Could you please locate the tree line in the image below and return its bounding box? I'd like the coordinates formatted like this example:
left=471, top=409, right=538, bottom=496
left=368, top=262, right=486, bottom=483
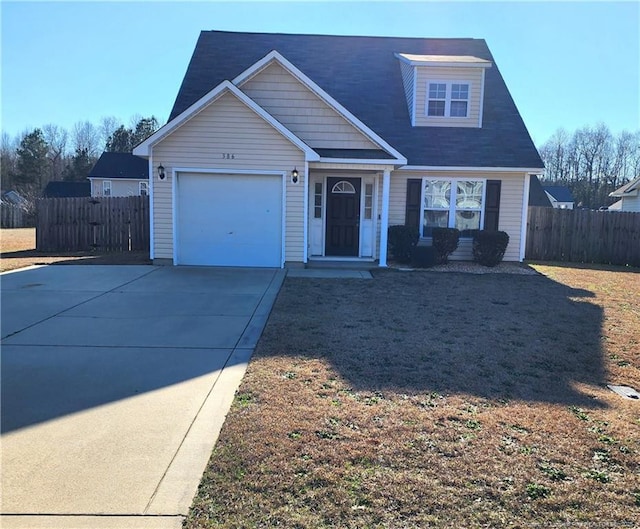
left=2, top=118, right=638, bottom=211
left=538, top=124, right=640, bottom=209
left=1, top=116, right=158, bottom=199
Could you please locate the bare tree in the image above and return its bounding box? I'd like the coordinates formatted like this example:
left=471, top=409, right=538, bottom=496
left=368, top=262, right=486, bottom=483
left=71, top=121, right=101, bottom=158
left=539, top=124, right=640, bottom=208
left=42, top=124, right=69, bottom=181
left=1, top=132, right=19, bottom=189
left=99, top=116, right=122, bottom=150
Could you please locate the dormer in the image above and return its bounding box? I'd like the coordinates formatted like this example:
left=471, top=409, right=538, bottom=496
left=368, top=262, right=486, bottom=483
left=396, top=53, right=492, bottom=128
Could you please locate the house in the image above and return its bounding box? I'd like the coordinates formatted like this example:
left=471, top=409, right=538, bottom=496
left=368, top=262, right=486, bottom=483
left=543, top=185, right=574, bottom=209
left=609, top=176, right=640, bottom=212
left=528, top=175, right=553, bottom=207
left=88, top=152, right=149, bottom=197
left=1, top=190, right=29, bottom=209
left=133, top=30, right=544, bottom=268
left=43, top=181, right=91, bottom=198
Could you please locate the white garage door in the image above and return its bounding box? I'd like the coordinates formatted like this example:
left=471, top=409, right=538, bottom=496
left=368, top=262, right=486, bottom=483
left=176, top=172, right=283, bottom=267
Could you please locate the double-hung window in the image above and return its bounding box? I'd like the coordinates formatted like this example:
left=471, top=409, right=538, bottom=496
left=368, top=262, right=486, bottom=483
left=426, top=82, right=470, bottom=118
left=422, top=179, right=484, bottom=237
left=139, top=181, right=149, bottom=196
left=103, top=180, right=112, bottom=197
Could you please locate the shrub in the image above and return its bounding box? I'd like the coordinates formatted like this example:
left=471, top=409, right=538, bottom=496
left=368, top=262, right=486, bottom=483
left=432, top=227, right=460, bottom=264
left=410, top=245, right=437, bottom=268
left=388, top=225, right=419, bottom=263
left=472, top=230, right=510, bottom=267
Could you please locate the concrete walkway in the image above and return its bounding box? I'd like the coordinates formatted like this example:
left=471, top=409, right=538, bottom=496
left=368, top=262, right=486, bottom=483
left=1, top=265, right=285, bottom=529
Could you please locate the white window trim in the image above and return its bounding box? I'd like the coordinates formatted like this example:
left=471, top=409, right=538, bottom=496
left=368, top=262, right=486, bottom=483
left=139, top=181, right=149, bottom=196
left=420, top=177, right=487, bottom=237
left=102, top=180, right=112, bottom=196
left=425, top=81, right=472, bottom=118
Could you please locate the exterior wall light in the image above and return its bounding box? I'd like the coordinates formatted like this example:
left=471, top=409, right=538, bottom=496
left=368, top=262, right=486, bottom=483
left=158, top=164, right=166, bottom=180
left=291, top=167, right=299, bottom=184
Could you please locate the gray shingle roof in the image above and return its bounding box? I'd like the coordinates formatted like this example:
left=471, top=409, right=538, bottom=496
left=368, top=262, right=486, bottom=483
left=43, top=181, right=91, bottom=198
left=543, top=186, right=574, bottom=203
left=528, top=175, right=553, bottom=207
left=88, top=152, right=149, bottom=179
left=170, top=30, right=544, bottom=169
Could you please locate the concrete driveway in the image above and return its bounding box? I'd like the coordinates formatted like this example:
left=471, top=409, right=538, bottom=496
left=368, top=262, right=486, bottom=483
left=1, top=265, right=285, bottom=529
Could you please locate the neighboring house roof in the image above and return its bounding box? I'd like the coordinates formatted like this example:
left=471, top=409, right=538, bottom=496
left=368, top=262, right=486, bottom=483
left=543, top=186, right=574, bottom=203
left=609, top=175, right=640, bottom=197
left=528, top=175, right=553, bottom=207
left=43, top=181, right=91, bottom=198
left=168, top=30, right=544, bottom=169
left=608, top=199, right=623, bottom=210
left=0, top=190, right=28, bottom=208
left=88, top=152, right=149, bottom=179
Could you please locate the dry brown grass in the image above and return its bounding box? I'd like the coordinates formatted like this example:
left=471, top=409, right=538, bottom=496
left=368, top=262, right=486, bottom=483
left=186, top=265, right=640, bottom=528
left=0, top=228, right=150, bottom=272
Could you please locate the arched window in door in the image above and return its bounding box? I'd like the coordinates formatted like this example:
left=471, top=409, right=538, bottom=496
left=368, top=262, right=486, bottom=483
left=331, top=180, right=356, bottom=194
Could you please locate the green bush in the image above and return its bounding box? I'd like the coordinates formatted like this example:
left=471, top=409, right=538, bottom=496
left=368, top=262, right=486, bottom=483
left=472, top=230, right=510, bottom=267
left=388, top=225, right=419, bottom=263
left=432, top=227, right=460, bottom=264
left=410, top=245, right=437, bottom=268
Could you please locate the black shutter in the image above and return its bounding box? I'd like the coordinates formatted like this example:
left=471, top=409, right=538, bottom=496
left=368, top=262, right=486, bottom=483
left=484, top=180, right=501, bottom=231
left=405, top=179, right=422, bottom=230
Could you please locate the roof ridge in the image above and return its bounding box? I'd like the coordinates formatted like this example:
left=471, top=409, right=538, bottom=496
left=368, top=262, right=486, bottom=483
left=200, top=29, right=483, bottom=42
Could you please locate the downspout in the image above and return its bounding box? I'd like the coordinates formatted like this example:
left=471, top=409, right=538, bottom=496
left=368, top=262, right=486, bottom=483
left=379, top=168, right=391, bottom=267
left=148, top=156, right=154, bottom=260
left=303, top=160, right=309, bottom=264
left=519, top=173, right=532, bottom=262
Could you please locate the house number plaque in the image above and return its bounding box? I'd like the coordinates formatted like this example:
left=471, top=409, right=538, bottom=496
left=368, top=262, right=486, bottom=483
left=222, top=153, right=235, bottom=159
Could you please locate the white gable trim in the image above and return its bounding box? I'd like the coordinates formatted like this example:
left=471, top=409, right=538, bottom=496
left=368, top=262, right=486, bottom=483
left=233, top=50, right=407, bottom=165
left=133, top=80, right=319, bottom=161
left=401, top=165, right=544, bottom=174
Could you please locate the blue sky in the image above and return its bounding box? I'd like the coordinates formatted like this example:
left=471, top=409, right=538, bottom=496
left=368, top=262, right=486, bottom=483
left=1, top=1, right=639, bottom=146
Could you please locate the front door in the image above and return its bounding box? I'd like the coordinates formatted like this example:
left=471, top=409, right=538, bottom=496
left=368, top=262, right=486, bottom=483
left=325, top=177, right=361, bottom=256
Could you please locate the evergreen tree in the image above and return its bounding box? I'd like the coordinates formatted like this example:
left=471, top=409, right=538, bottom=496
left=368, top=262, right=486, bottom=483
left=62, top=148, right=94, bottom=181
left=106, top=125, right=135, bottom=152
left=15, top=129, right=49, bottom=191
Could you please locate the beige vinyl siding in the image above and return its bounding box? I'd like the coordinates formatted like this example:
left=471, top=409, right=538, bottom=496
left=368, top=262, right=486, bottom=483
left=152, top=91, right=306, bottom=263
left=90, top=178, right=146, bottom=197
left=240, top=62, right=378, bottom=150
left=398, top=61, right=415, bottom=123
left=389, top=170, right=526, bottom=262
left=414, top=67, right=484, bottom=128
left=621, top=196, right=640, bottom=212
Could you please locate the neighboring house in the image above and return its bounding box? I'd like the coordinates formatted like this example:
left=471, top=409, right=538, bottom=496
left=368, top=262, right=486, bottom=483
left=1, top=190, right=29, bottom=209
left=88, top=152, right=149, bottom=197
left=607, top=200, right=623, bottom=211
left=43, top=181, right=91, bottom=198
left=528, top=175, right=553, bottom=207
left=133, top=30, right=544, bottom=268
left=543, top=186, right=574, bottom=209
left=609, top=176, right=640, bottom=212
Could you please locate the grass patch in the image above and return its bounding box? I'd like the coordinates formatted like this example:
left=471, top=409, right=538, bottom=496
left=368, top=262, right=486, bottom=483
left=0, top=227, right=150, bottom=272
left=186, top=265, right=639, bottom=528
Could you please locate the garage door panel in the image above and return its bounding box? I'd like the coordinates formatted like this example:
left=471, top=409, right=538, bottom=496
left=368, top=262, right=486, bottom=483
left=177, top=173, right=282, bottom=267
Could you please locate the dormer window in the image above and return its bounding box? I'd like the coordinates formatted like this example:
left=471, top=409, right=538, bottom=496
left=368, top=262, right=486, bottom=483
left=427, top=82, right=470, bottom=118
left=395, top=53, right=491, bottom=128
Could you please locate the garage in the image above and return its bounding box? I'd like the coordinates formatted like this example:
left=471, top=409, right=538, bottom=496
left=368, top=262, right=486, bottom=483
left=176, top=172, right=283, bottom=267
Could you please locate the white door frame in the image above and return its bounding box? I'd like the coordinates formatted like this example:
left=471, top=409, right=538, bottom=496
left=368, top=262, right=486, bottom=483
left=308, top=173, right=377, bottom=259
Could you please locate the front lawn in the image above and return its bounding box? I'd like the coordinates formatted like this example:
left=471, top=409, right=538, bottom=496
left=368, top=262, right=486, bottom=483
left=186, top=264, right=639, bottom=528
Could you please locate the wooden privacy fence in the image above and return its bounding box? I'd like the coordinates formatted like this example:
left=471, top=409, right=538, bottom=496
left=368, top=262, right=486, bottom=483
left=36, top=196, right=149, bottom=252
left=1, top=204, right=27, bottom=228
left=526, top=206, right=640, bottom=267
